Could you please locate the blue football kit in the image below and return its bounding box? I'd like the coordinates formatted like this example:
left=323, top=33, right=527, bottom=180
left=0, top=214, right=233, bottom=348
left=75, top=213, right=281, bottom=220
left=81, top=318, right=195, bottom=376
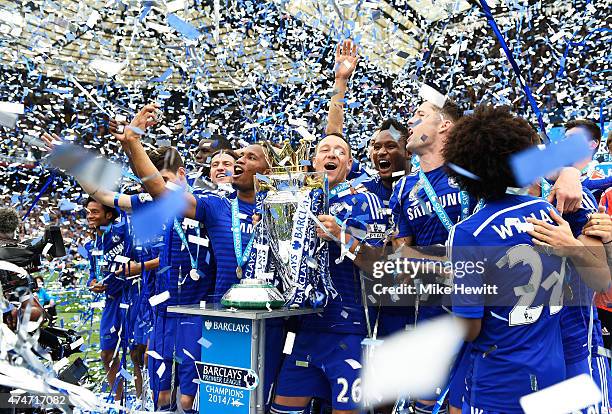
left=275, top=183, right=387, bottom=411
left=389, top=167, right=478, bottom=327
left=449, top=194, right=572, bottom=413
left=559, top=188, right=611, bottom=413
left=128, top=240, right=159, bottom=348
left=194, top=191, right=255, bottom=303
left=357, top=173, right=393, bottom=205
left=86, top=216, right=136, bottom=352
left=130, top=191, right=215, bottom=400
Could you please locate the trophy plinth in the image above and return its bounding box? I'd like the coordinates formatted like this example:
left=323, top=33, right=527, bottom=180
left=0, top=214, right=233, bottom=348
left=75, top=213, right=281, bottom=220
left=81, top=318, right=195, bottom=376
left=220, top=279, right=285, bottom=309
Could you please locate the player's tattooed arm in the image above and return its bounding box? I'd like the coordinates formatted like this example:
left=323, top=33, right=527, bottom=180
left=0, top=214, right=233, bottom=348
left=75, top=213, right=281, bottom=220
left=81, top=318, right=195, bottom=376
left=527, top=209, right=611, bottom=292
left=390, top=236, right=453, bottom=283
left=119, top=104, right=199, bottom=219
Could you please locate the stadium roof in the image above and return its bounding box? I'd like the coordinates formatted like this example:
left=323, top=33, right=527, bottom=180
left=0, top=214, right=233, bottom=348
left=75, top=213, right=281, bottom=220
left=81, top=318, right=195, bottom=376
left=0, top=0, right=472, bottom=90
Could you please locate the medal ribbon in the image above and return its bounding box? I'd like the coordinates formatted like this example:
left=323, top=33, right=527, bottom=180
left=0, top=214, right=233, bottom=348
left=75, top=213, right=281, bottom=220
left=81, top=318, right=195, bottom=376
left=171, top=184, right=200, bottom=272
left=172, top=219, right=198, bottom=271
left=418, top=171, right=472, bottom=232
left=231, top=197, right=255, bottom=273
left=540, top=178, right=553, bottom=199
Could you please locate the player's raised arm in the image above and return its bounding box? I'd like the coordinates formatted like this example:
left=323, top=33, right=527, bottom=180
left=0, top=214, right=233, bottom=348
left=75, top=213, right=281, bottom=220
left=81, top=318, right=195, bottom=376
left=41, top=132, right=133, bottom=211
left=117, top=104, right=199, bottom=219
left=325, top=39, right=358, bottom=137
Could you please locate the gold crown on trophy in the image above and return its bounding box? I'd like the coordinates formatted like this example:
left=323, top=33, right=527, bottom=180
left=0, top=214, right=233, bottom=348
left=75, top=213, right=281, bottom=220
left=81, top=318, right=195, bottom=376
left=261, top=139, right=312, bottom=173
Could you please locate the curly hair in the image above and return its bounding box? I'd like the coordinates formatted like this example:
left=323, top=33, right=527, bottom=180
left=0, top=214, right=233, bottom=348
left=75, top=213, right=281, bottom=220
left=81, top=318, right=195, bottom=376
left=0, top=207, right=19, bottom=235
left=442, top=105, right=538, bottom=200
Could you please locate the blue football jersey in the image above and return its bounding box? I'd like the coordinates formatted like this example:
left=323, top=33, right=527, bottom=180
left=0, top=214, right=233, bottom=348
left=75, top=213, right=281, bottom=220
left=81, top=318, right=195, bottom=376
left=560, top=188, right=601, bottom=364
left=390, top=167, right=478, bottom=245
left=131, top=192, right=215, bottom=311
left=300, top=184, right=388, bottom=335
left=356, top=174, right=393, bottom=205
left=194, top=191, right=255, bottom=303
left=347, top=160, right=365, bottom=181
left=86, top=217, right=135, bottom=298
left=390, top=167, right=478, bottom=321
left=449, top=194, right=570, bottom=412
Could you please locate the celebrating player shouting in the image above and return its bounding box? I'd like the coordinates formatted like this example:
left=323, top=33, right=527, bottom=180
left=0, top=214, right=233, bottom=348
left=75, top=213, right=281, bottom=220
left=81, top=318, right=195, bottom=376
left=271, top=134, right=387, bottom=414
left=117, top=104, right=285, bottom=411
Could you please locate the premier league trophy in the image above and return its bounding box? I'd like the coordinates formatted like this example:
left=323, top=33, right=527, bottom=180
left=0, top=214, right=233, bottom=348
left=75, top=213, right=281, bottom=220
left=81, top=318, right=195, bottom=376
left=221, top=140, right=336, bottom=309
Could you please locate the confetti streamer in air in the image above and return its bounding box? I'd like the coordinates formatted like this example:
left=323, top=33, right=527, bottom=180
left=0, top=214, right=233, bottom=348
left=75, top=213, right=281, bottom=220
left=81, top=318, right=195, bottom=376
left=362, top=316, right=465, bottom=407
left=0, top=0, right=609, bottom=407
left=510, top=133, right=592, bottom=187
left=519, top=374, right=601, bottom=414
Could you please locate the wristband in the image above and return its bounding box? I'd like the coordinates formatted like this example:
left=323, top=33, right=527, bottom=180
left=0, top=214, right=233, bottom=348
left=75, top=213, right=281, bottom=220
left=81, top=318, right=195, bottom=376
left=114, top=193, right=121, bottom=209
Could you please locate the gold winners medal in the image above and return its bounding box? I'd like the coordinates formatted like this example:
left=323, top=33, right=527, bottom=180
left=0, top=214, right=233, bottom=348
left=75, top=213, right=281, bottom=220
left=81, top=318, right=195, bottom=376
left=236, top=266, right=243, bottom=278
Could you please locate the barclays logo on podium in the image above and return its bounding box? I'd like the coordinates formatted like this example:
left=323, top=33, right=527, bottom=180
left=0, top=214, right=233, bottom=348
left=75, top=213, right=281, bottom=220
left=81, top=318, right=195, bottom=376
left=204, top=319, right=250, bottom=333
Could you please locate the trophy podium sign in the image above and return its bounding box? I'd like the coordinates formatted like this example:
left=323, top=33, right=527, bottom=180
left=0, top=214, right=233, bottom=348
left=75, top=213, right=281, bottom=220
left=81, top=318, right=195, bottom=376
left=221, top=140, right=335, bottom=309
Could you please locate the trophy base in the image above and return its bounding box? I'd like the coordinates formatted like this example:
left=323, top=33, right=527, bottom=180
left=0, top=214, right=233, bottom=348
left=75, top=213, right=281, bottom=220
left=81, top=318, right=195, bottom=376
left=221, top=279, right=285, bottom=309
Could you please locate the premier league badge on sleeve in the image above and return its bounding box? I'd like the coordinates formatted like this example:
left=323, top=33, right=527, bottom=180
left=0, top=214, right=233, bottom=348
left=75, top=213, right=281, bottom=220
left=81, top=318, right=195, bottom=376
left=138, top=193, right=153, bottom=203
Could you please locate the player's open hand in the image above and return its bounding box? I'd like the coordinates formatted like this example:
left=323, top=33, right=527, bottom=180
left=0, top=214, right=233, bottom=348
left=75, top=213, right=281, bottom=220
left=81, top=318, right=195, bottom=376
left=316, top=215, right=341, bottom=241
left=40, top=132, right=61, bottom=152
left=335, top=39, right=358, bottom=81
left=583, top=206, right=612, bottom=244
left=123, top=104, right=160, bottom=143
left=526, top=209, right=582, bottom=257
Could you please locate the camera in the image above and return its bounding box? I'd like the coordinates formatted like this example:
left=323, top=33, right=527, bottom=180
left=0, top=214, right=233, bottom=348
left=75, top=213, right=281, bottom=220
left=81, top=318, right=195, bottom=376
left=0, top=225, right=65, bottom=302
left=0, top=225, right=84, bottom=363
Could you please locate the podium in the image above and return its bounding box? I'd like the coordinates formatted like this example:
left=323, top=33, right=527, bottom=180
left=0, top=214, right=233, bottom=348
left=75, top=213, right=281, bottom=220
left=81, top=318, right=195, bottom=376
left=168, top=304, right=320, bottom=414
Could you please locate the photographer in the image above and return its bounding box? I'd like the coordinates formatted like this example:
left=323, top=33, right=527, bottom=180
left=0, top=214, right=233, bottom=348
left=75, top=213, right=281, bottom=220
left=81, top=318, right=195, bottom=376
left=0, top=207, right=45, bottom=329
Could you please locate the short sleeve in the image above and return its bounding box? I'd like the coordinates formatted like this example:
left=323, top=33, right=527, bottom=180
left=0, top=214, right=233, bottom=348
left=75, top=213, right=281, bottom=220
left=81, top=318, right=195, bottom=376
left=449, top=225, right=484, bottom=319
left=583, top=175, right=612, bottom=192
left=130, top=193, right=153, bottom=212
left=193, top=193, right=224, bottom=226
left=564, top=190, right=597, bottom=238
left=352, top=192, right=388, bottom=247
